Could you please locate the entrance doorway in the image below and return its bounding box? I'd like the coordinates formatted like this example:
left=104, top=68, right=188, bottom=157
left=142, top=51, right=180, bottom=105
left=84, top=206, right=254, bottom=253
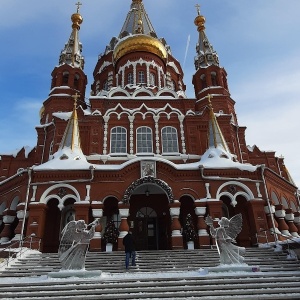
left=128, top=188, right=170, bottom=250
left=134, top=207, right=158, bottom=250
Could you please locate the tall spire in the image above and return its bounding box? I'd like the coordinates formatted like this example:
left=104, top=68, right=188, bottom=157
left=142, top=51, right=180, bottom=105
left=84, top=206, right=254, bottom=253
left=194, top=4, right=219, bottom=69
left=207, top=95, right=230, bottom=152
left=59, top=3, right=85, bottom=69
left=59, top=93, right=82, bottom=152
left=119, top=0, right=157, bottom=37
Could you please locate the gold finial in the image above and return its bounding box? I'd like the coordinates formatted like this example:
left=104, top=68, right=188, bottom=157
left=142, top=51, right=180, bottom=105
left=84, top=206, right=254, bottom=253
left=194, top=4, right=206, bottom=32
left=75, top=2, right=82, bottom=13
left=195, top=4, right=201, bottom=15
left=72, top=93, right=80, bottom=109
left=208, top=94, right=213, bottom=107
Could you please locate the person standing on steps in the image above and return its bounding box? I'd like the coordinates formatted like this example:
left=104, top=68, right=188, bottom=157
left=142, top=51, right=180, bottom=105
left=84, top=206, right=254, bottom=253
left=123, top=231, right=136, bottom=270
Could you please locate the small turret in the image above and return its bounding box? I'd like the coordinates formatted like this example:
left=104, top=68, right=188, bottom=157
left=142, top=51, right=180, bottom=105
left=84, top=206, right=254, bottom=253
left=40, top=3, right=87, bottom=125
left=192, top=4, right=233, bottom=119
left=194, top=4, right=219, bottom=69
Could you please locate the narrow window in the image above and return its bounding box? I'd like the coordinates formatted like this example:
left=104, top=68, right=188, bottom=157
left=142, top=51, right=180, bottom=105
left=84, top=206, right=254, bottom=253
left=127, top=72, right=134, bottom=84
left=103, top=80, right=109, bottom=91
left=62, top=72, right=69, bottom=85
left=74, top=74, right=80, bottom=90
left=162, top=126, right=179, bottom=153
left=110, top=127, right=127, bottom=153
left=136, top=127, right=153, bottom=153
left=211, top=72, right=218, bottom=86
left=200, top=74, right=207, bottom=89
left=138, top=71, right=145, bottom=84
left=149, top=73, right=156, bottom=86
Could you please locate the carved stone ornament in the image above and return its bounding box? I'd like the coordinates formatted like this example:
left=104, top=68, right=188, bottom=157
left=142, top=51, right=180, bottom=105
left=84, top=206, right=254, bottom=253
left=141, top=161, right=156, bottom=178
left=227, top=185, right=237, bottom=195
left=123, top=176, right=174, bottom=204
left=57, top=187, right=67, bottom=198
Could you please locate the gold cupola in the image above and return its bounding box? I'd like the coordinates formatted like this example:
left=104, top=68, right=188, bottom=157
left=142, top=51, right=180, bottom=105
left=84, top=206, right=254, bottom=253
left=113, top=0, right=168, bottom=62
left=113, top=34, right=168, bottom=62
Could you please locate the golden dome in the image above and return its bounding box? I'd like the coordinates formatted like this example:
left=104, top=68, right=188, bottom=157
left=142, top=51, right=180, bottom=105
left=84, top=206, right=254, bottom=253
left=194, top=14, right=206, bottom=32
left=113, top=34, right=168, bottom=62
left=71, top=13, right=83, bottom=28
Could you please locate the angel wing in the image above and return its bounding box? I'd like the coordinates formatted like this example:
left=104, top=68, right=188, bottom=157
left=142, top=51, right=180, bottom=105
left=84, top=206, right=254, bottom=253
left=58, top=221, right=77, bottom=259
left=225, top=213, right=243, bottom=240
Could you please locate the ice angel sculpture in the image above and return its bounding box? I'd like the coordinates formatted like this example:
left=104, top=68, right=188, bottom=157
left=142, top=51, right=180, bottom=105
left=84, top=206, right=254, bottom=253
left=205, top=214, right=246, bottom=265
left=58, top=219, right=99, bottom=270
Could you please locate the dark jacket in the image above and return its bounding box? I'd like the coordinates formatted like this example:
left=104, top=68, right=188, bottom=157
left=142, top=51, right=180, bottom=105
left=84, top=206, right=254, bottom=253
left=123, top=233, right=135, bottom=252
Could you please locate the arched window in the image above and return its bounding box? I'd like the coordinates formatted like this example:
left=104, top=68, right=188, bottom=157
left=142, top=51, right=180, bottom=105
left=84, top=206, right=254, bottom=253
left=211, top=72, right=218, bottom=86
left=110, top=127, right=127, bottom=154
left=138, top=71, right=145, bottom=84
left=136, top=126, right=153, bottom=153
left=149, top=73, right=156, bottom=86
left=161, top=126, right=179, bottom=153
left=96, top=80, right=100, bottom=94
left=103, top=80, right=109, bottom=91
left=271, top=192, right=280, bottom=205
left=172, top=80, right=176, bottom=90
left=127, top=72, right=134, bottom=84
left=281, top=197, right=289, bottom=209
left=200, top=74, right=206, bottom=89
left=62, top=71, right=69, bottom=85
left=74, top=74, right=80, bottom=90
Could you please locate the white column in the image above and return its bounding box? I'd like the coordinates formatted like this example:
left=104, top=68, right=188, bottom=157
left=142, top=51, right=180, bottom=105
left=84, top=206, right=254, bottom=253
left=103, top=116, right=110, bottom=155
left=153, top=115, right=160, bottom=154
left=178, top=115, right=186, bottom=154
left=85, top=185, right=91, bottom=201
left=128, top=116, right=135, bottom=155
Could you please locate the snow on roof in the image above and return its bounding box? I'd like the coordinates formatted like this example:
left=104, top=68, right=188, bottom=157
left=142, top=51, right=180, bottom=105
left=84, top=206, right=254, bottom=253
left=34, top=150, right=257, bottom=173
left=0, top=146, right=35, bottom=158
left=199, top=146, right=257, bottom=172
left=52, top=112, right=72, bottom=121
left=247, top=145, right=275, bottom=153
left=36, top=122, right=54, bottom=129
left=34, top=147, right=91, bottom=170
left=49, top=86, right=72, bottom=94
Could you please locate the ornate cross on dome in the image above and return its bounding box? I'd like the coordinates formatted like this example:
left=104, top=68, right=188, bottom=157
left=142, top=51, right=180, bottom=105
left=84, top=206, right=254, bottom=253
left=195, top=4, right=201, bottom=15
left=75, top=1, right=82, bottom=13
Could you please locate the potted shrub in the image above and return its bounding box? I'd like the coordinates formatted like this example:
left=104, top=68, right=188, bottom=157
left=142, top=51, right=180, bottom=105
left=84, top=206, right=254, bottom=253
left=183, top=213, right=198, bottom=250
left=103, top=220, right=119, bottom=252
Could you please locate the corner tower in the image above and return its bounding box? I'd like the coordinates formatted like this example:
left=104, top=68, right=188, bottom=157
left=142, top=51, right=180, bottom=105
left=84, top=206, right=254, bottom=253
left=40, top=3, right=87, bottom=125
left=192, top=6, right=237, bottom=123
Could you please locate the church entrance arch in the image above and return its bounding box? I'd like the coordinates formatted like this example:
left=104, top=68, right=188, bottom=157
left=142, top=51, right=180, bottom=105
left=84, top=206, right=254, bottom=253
left=125, top=177, right=172, bottom=250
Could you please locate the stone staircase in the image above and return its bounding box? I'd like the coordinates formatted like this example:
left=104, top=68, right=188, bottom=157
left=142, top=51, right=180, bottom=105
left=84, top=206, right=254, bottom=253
left=0, top=247, right=300, bottom=299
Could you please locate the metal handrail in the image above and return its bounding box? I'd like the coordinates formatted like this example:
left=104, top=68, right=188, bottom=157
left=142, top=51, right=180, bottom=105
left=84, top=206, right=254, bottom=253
left=0, top=234, right=42, bottom=268
left=274, top=231, right=300, bottom=260
left=255, top=229, right=270, bottom=246
left=254, top=229, right=300, bottom=260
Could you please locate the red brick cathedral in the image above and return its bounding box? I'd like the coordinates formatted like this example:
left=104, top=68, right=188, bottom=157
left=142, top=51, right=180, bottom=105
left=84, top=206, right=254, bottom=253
left=0, top=1, right=299, bottom=252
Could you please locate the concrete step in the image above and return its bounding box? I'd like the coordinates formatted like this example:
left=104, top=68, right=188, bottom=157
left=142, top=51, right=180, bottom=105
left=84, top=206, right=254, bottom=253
left=1, top=248, right=299, bottom=278
left=0, top=247, right=300, bottom=299
left=0, top=272, right=300, bottom=299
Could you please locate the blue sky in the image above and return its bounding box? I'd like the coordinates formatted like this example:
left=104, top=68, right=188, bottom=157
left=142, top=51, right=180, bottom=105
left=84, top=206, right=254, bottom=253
left=1, top=0, right=300, bottom=186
